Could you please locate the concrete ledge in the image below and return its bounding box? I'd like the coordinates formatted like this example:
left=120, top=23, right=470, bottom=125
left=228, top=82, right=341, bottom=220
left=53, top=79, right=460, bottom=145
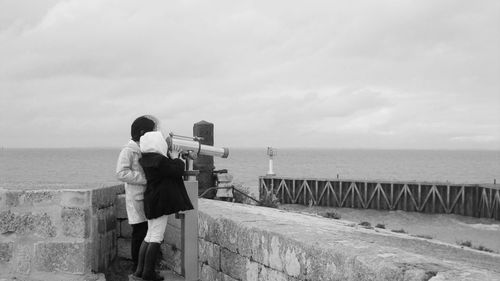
left=198, top=199, right=500, bottom=281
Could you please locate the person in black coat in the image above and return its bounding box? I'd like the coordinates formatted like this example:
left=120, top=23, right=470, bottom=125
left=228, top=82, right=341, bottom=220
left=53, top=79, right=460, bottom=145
left=132, top=131, right=193, bottom=281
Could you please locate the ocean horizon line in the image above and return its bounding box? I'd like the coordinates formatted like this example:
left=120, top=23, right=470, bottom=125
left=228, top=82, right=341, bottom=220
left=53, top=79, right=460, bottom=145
left=2, top=146, right=500, bottom=152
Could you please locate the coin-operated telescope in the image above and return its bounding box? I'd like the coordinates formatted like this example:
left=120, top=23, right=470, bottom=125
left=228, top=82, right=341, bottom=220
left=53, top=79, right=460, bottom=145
left=166, top=132, right=229, bottom=281
left=166, top=132, right=229, bottom=159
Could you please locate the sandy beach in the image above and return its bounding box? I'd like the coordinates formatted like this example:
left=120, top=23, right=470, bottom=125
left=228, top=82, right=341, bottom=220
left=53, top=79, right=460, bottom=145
left=279, top=204, right=500, bottom=254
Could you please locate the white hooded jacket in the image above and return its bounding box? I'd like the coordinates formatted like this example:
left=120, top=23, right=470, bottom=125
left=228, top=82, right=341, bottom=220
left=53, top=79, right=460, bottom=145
left=116, top=140, right=147, bottom=224
left=139, top=131, right=169, bottom=156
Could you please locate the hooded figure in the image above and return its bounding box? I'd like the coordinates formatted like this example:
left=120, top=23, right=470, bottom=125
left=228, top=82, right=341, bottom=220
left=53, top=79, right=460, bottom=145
left=116, top=115, right=157, bottom=273
left=139, top=131, right=194, bottom=219
left=133, top=131, right=193, bottom=281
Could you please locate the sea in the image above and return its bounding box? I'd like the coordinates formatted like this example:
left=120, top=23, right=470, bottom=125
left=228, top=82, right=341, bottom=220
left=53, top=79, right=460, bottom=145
left=0, top=148, right=499, bottom=189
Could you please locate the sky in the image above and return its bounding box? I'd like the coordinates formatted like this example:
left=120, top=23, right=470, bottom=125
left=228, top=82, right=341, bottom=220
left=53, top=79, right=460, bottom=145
left=0, top=0, right=499, bottom=149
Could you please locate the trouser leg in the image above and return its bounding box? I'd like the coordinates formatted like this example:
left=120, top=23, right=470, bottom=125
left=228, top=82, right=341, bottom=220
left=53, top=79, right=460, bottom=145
left=131, top=221, right=148, bottom=270
left=141, top=215, right=168, bottom=281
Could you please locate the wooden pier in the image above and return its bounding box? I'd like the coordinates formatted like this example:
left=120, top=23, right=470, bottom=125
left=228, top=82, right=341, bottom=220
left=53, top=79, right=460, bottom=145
left=259, top=176, right=500, bottom=220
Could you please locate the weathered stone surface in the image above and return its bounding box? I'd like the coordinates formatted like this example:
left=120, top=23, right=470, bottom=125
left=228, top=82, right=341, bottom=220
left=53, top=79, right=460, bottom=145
left=0, top=190, right=60, bottom=209
left=198, top=199, right=500, bottom=281
left=92, top=185, right=122, bottom=209
left=0, top=210, right=15, bottom=234
left=61, top=207, right=90, bottom=238
left=15, top=245, right=33, bottom=275
left=109, top=232, right=117, bottom=261
left=160, top=242, right=182, bottom=275
left=0, top=190, right=22, bottom=209
left=115, top=194, right=127, bottom=219
left=164, top=223, right=182, bottom=250
left=168, top=213, right=182, bottom=229
left=23, top=190, right=59, bottom=206
left=34, top=212, right=57, bottom=238
left=117, top=238, right=131, bottom=260
left=199, top=239, right=221, bottom=271
left=268, top=235, right=284, bottom=272
left=94, top=206, right=117, bottom=235
left=105, top=207, right=116, bottom=232
left=259, top=265, right=288, bottom=281
left=220, top=248, right=258, bottom=281
left=199, top=263, right=221, bottom=281
left=0, top=272, right=106, bottom=281
left=0, top=242, right=13, bottom=263
left=95, top=230, right=116, bottom=272
left=119, top=220, right=132, bottom=238
left=237, top=227, right=265, bottom=262
left=0, top=210, right=56, bottom=237
left=34, top=242, right=90, bottom=274
left=61, top=190, right=91, bottom=208
left=97, top=209, right=106, bottom=234
left=198, top=212, right=222, bottom=244
left=220, top=272, right=238, bottom=281
left=217, top=220, right=240, bottom=253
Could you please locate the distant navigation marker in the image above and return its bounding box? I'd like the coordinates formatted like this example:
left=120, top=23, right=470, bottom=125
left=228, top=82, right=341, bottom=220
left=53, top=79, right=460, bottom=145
left=267, top=147, right=277, bottom=176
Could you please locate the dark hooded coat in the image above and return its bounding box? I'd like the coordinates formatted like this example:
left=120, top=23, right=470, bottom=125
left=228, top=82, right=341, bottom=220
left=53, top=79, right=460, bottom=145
left=139, top=153, right=194, bottom=219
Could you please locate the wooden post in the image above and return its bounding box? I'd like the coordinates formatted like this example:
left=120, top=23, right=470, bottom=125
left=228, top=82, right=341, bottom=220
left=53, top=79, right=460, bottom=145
left=315, top=180, right=319, bottom=205
left=364, top=182, right=368, bottom=209
left=351, top=182, right=356, bottom=208
left=193, top=121, right=215, bottom=198
left=326, top=182, right=331, bottom=207
left=403, top=184, right=408, bottom=211
left=339, top=181, right=343, bottom=207
left=376, top=184, right=380, bottom=209
left=390, top=183, right=394, bottom=210
left=446, top=185, right=450, bottom=213
left=418, top=184, right=422, bottom=211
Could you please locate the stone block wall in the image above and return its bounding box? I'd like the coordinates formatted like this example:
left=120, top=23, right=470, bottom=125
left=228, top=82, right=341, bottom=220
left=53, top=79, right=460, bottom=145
left=116, top=192, right=500, bottom=281
left=196, top=200, right=500, bottom=281
left=0, top=184, right=123, bottom=280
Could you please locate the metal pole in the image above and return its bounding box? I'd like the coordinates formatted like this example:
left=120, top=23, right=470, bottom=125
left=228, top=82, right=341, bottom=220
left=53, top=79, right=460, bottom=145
left=182, top=161, right=199, bottom=281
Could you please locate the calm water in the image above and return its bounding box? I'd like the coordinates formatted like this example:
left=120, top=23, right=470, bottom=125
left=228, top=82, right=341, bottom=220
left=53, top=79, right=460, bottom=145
left=0, top=148, right=499, bottom=189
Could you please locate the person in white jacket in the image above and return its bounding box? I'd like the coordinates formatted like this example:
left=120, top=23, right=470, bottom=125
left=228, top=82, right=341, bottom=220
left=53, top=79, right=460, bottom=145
left=116, top=115, right=158, bottom=273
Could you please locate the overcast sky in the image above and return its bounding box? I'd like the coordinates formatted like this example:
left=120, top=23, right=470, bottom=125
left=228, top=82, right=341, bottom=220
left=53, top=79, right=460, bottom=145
left=0, top=0, right=499, bottom=149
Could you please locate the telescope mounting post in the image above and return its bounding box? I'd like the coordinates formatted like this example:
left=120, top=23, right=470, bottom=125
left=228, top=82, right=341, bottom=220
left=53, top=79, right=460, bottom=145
left=180, top=158, right=199, bottom=281
left=169, top=133, right=200, bottom=280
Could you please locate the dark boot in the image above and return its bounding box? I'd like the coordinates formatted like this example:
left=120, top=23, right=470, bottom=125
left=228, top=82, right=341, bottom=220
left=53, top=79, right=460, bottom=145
left=142, top=242, right=163, bottom=281
left=131, top=222, right=148, bottom=271
left=133, top=241, right=149, bottom=277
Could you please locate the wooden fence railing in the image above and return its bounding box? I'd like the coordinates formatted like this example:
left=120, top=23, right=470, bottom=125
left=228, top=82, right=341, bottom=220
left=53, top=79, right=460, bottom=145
left=259, top=177, right=500, bottom=220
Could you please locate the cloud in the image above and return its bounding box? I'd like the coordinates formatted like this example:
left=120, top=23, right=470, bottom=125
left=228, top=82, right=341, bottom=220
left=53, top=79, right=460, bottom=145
left=0, top=0, right=498, bottom=149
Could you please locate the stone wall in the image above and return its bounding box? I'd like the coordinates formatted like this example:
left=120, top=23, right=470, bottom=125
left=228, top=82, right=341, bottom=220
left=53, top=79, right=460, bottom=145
left=114, top=197, right=500, bottom=280
left=0, top=184, right=123, bottom=280
left=196, top=200, right=500, bottom=281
